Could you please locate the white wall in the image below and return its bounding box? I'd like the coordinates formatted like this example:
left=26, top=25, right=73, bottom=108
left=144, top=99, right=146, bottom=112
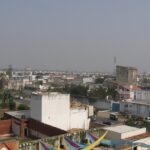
left=83, top=77, right=94, bottom=84
left=130, top=91, right=135, bottom=100
left=105, top=127, right=146, bottom=140
left=70, top=108, right=90, bottom=130
left=105, top=131, right=121, bottom=140
left=87, top=105, right=94, bottom=117
left=41, top=93, right=70, bottom=131
left=120, top=102, right=132, bottom=114
left=134, top=137, right=150, bottom=150
left=31, top=93, right=90, bottom=131
left=120, top=101, right=150, bottom=117
left=121, top=128, right=146, bottom=139
left=135, top=90, right=150, bottom=102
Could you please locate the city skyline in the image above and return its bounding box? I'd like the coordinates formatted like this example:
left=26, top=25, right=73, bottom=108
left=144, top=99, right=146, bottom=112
left=0, top=1, right=150, bottom=72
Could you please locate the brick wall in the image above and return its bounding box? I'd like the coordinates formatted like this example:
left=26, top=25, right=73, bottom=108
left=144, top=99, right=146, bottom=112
left=0, top=119, right=12, bottom=135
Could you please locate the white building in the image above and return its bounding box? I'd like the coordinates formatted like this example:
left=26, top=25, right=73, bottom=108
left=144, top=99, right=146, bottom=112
left=117, top=85, right=140, bottom=100
left=8, top=78, right=32, bottom=90
left=133, top=137, right=150, bottom=150
left=120, top=100, right=150, bottom=117
left=118, top=85, right=150, bottom=117
left=104, top=125, right=150, bottom=150
left=104, top=125, right=146, bottom=140
left=135, top=90, right=150, bottom=101
left=83, top=77, right=95, bottom=84
left=12, top=71, right=32, bottom=80
left=118, top=84, right=150, bottom=101
left=30, top=92, right=90, bottom=131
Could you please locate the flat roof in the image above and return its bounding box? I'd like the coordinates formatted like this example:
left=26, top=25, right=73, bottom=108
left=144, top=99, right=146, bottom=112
left=116, top=65, right=137, bottom=70
left=32, top=92, right=70, bottom=96
left=5, top=110, right=30, bottom=119
left=127, top=100, right=150, bottom=106
left=135, top=136, right=150, bottom=143
left=104, top=125, right=140, bottom=134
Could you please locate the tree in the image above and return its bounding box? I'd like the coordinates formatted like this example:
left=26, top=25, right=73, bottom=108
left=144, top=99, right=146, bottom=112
left=0, top=74, right=8, bottom=90
left=88, top=87, right=107, bottom=99
left=63, top=84, right=70, bottom=93
left=50, top=84, right=88, bottom=96
left=9, top=101, right=16, bottom=110
left=69, top=85, right=88, bottom=96
left=95, top=78, right=105, bottom=84
left=18, top=104, right=29, bottom=110
left=3, top=90, right=13, bottom=103
left=107, top=87, right=119, bottom=100
left=0, top=102, right=8, bottom=109
left=0, top=90, right=16, bottom=110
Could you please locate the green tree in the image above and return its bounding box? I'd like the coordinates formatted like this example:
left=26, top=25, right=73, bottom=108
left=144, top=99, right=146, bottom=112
left=47, top=84, right=88, bottom=97
left=9, top=101, right=16, bottom=110
left=18, top=104, right=29, bottom=110
left=95, top=78, right=105, bottom=84
left=69, top=85, right=88, bottom=96
left=0, top=102, right=8, bottom=109
left=88, top=87, right=107, bottom=99
left=63, top=84, right=70, bottom=93
left=107, top=87, right=119, bottom=100
left=0, top=74, right=8, bottom=90
left=3, top=91, right=13, bottom=103
left=0, top=90, right=16, bottom=110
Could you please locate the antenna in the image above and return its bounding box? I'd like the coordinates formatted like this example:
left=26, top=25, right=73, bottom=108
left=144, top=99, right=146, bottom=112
left=113, top=56, right=117, bottom=76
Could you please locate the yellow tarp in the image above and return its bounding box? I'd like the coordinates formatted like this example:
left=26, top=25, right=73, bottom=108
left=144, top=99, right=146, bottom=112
left=82, top=130, right=108, bottom=150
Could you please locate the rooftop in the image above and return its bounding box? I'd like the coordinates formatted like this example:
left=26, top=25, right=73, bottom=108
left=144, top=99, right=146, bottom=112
left=104, top=125, right=140, bottom=134
left=135, top=136, right=150, bottom=144
left=32, top=91, right=69, bottom=96
left=5, top=110, right=30, bottom=119
left=126, top=100, right=150, bottom=105
left=116, top=65, right=137, bottom=70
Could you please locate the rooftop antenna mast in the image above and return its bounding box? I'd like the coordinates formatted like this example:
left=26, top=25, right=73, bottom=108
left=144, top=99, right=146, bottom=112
left=113, top=56, right=117, bottom=76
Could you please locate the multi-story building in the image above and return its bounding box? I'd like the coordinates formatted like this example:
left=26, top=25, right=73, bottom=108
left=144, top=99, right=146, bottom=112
left=116, top=65, right=138, bottom=84
left=31, top=92, right=90, bottom=131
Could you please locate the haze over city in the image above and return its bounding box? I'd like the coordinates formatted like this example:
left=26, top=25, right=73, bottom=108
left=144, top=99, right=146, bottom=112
left=2, top=1, right=150, bottom=149
left=0, top=0, right=150, bottom=72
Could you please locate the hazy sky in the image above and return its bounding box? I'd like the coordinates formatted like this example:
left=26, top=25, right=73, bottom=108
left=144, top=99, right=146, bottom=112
left=0, top=0, right=150, bottom=72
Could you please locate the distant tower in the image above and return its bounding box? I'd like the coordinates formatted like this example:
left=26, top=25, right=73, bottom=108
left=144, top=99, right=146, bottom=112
left=113, top=56, right=117, bottom=76
left=7, top=64, right=13, bottom=78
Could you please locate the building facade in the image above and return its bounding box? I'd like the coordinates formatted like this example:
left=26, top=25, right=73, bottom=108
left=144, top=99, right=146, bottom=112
left=120, top=100, right=150, bottom=117
left=116, top=65, right=138, bottom=84
left=31, top=92, right=90, bottom=131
